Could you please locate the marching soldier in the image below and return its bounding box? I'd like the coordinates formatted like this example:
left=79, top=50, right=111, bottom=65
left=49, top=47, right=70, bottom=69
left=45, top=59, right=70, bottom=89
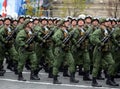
left=52, top=19, right=79, bottom=84
left=90, top=17, right=104, bottom=80
left=71, top=18, right=91, bottom=81
left=0, top=17, right=18, bottom=75
left=16, top=19, right=40, bottom=81
left=112, top=18, right=120, bottom=78
left=90, top=18, right=119, bottom=87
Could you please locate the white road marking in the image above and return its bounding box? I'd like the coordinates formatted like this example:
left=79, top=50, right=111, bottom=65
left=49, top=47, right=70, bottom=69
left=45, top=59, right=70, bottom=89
left=6, top=70, right=48, bottom=75
left=0, top=78, right=119, bottom=89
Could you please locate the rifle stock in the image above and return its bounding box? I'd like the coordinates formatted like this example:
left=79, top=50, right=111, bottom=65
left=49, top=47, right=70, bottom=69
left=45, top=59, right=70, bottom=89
left=98, top=29, right=115, bottom=50
left=5, top=27, right=18, bottom=41
left=40, top=30, right=53, bottom=46
left=76, top=30, right=90, bottom=46
left=62, top=31, right=74, bottom=45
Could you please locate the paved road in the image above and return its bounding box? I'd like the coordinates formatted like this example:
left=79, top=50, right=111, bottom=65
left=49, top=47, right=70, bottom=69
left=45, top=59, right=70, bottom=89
left=0, top=68, right=120, bottom=89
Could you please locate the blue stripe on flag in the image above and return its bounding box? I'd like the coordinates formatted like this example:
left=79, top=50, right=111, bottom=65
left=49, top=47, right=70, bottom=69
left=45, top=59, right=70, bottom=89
left=0, top=0, right=4, bottom=15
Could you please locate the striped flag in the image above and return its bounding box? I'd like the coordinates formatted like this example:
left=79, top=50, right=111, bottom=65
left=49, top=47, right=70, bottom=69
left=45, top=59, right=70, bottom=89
left=0, top=0, right=4, bottom=15
left=2, top=0, right=7, bottom=17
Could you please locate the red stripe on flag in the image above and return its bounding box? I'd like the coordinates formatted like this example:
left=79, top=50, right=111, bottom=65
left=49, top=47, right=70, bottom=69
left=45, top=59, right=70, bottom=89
left=2, top=0, right=7, bottom=17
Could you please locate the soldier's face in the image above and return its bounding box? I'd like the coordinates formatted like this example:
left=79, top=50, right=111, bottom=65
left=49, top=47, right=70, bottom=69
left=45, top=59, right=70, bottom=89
left=117, top=22, right=120, bottom=26
left=108, top=21, right=112, bottom=27
left=48, top=20, right=53, bottom=25
left=78, top=20, right=84, bottom=26
left=104, top=22, right=109, bottom=27
left=85, top=18, right=91, bottom=24
left=112, top=21, right=116, bottom=26
left=4, top=20, right=11, bottom=28
left=41, top=20, right=47, bottom=25
left=34, top=20, right=39, bottom=25
left=0, top=21, right=3, bottom=26
left=92, top=21, right=99, bottom=26
left=13, top=21, right=18, bottom=26
left=19, top=18, right=24, bottom=23
left=71, top=20, right=77, bottom=26
left=64, top=21, right=70, bottom=27
left=28, top=22, right=33, bottom=28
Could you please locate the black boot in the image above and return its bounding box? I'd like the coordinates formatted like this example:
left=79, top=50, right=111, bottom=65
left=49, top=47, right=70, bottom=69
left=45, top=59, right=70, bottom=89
left=83, top=71, right=91, bottom=81
left=104, top=70, right=108, bottom=78
left=106, top=75, right=118, bottom=86
left=48, top=67, right=53, bottom=78
left=78, top=65, right=84, bottom=76
left=53, top=75, right=62, bottom=84
left=34, top=68, right=41, bottom=80
left=0, top=66, right=6, bottom=76
left=7, top=65, right=14, bottom=71
left=70, top=73, right=79, bottom=83
left=25, top=59, right=31, bottom=70
left=18, top=72, right=26, bottom=81
left=92, top=77, right=102, bottom=87
left=63, top=66, right=70, bottom=77
left=13, top=62, right=18, bottom=75
left=30, top=71, right=40, bottom=80
left=0, top=69, right=6, bottom=76
left=111, top=76, right=119, bottom=86
left=97, top=70, right=104, bottom=80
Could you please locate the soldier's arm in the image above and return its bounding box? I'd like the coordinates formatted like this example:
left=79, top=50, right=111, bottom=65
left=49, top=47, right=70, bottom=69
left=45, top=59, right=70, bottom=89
left=34, top=25, right=43, bottom=42
left=90, top=29, right=101, bottom=46
left=112, top=27, right=120, bottom=45
left=52, top=30, right=62, bottom=46
left=15, top=31, right=26, bottom=47
left=0, top=27, right=6, bottom=43
left=71, top=29, right=78, bottom=45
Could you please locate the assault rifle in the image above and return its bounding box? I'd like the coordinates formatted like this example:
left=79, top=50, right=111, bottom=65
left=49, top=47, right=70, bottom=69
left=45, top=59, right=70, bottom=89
left=6, top=27, right=17, bottom=41
left=21, top=31, right=38, bottom=52
left=40, top=30, right=54, bottom=46
left=98, top=29, right=115, bottom=50
left=76, top=30, right=91, bottom=46
left=25, top=32, right=38, bottom=45
left=62, top=31, right=74, bottom=45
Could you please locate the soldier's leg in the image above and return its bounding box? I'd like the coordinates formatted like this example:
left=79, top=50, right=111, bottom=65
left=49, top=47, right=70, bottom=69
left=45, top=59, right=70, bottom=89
left=53, top=47, right=63, bottom=84
left=103, top=52, right=119, bottom=86
left=83, top=50, right=91, bottom=81
left=0, top=53, right=5, bottom=76
left=35, top=44, right=45, bottom=75
left=101, top=59, right=108, bottom=78
left=113, top=51, right=120, bottom=78
left=17, top=51, right=27, bottom=81
left=0, top=44, right=6, bottom=76
left=29, top=52, right=40, bottom=80
left=77, top=52, right=84, bottom=76
left=66, top=51, right=79, bottom=83
left=46, top=47, right=55, bottom=78
left=5, top=53, right=14, bottom=71
left=91, top=48, right=102, bottom=87
left=8, top=45, right=18, bottom=74
left=89, top=46, right=94, bottom=74
left=62, top=61, right=70, bottom=77
left=73, top=49, right=83, bottom=76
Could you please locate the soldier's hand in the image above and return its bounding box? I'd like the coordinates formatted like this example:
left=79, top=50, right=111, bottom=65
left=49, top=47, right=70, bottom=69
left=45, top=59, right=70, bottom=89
left=42, top=39, right=46, bottom=43
left=24, top=44, right=29, bottom=48
left=4, top=41, right=8, bottom=44
left=101, top=42, right=104, bottom=46
left=62, top=44, right=65, bottom=48
left=76, top=44, right=80, bottom=48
